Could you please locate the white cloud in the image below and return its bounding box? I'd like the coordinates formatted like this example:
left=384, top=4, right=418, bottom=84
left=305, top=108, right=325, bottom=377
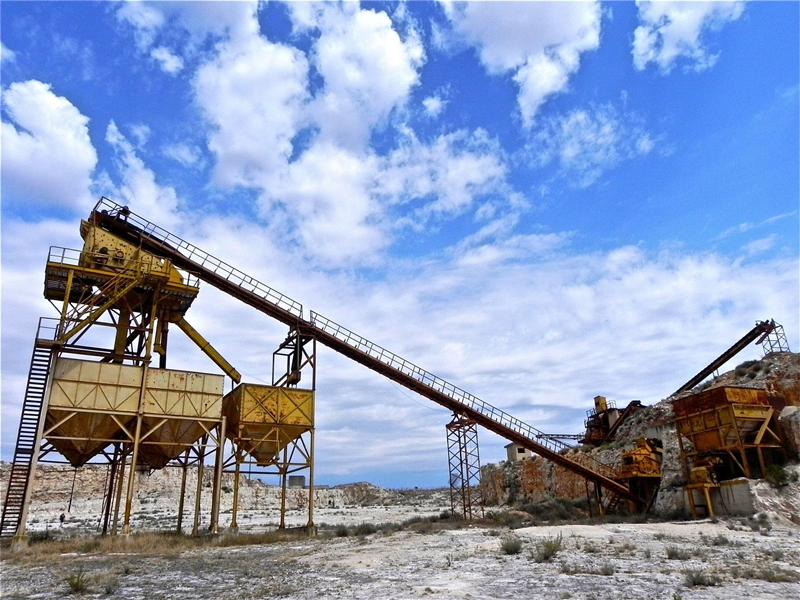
left=741, top=235, right=777, bottom=257
left=422, top=95, right=445, bottom=118
left=162, top=142, right=202, bottom=168
left=716, top=210, right=798, bottom=239
left=104, top=120, right=180, bottom=228
left=1, top=42, right=16, bottom=62
left=442, top=1, right=601, bottom=125
left=115, top=1, right=259, bottom=73
left=263, top=141, right=386, bottom=265
left=194, top=29, right=309, bottom=189
left=377, top=129, right=510, bottom=226
left=150, top=46, right=184, bottom=74
left=115, top=0, right=165, bottom=52
left=128, top=123, right=151, bottom=148
left=528, top=104, right=655, bottom=187
left=289, top=2, right=424, bottom=149
left=1, top=80, right=98, bottom=210
left=633, top=0, right=746, bottom=73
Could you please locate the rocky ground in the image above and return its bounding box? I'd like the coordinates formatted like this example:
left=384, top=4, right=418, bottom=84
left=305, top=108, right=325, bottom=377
left=2, top=512, right=799, bottom=599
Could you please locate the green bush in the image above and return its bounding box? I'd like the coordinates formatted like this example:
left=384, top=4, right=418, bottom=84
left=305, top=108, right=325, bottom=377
left=65, top=570, right=88, bottom=594
left=531, top=534, right=563, bottom=563
left=354, top=523, right=377, bottom=536
left=683, top=568, right=720, bottom=587
left=500, top=535, right=523, bottom=555
left=600, top=563, right=616, bottom=576
left=666, top=546, right=690, bottom=560
left=764, top=464, right=790, bottom=487
left=334, top=525, right=349, bottom=537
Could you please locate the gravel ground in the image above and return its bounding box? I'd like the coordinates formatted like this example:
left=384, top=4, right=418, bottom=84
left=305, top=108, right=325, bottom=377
left=2, top=518, right=799, bottom=599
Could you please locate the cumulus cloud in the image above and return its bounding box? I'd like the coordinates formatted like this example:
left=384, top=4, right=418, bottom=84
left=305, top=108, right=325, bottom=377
left=633, top=0, right=746, bottom=73
left=162, top=142, right=203, bottom=168
left=104, top=121, right=180, bottom=227
left=528, top=104, right=656, bottom=187
left=1, top=42, right=16, bottom=62
left=442, top=1, right=601, bottom=125
left=377, top=129, right=510, bottom=226
left=150, top=46, right=184, bottom=74
left=289, top=2, right=424, bottom=149
left=115, top=0, right=259, bottom=73
left=194, top=29, right=309, bottom=189
left=1, top=80, right=98, bottom=210
left=422, top=94, right=446, bottom=118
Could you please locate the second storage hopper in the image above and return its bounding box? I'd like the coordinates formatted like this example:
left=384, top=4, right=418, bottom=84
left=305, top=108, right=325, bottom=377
left=223, top=384, right=314, bottom=466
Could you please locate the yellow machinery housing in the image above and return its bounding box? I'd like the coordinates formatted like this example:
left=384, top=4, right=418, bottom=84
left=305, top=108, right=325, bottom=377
left=224, top=384, right=314, bottom=467
left=673, top=386, right=785, bottom=518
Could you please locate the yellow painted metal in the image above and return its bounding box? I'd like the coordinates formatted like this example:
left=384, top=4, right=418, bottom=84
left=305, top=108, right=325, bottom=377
left=594, top=395, right=608, bottom=413
left=80, top=220, right=184, bottom=284
left=44, top=357, right=224, bottom=468
left=616, top=438, right=662, bottom=480
left=138, top=368, right=224, bottom=469
left=45, top=358, right=140, bottom=466
left=173, top=317, right=242, bottom=384
left=224, top=384, right=314, bottom=466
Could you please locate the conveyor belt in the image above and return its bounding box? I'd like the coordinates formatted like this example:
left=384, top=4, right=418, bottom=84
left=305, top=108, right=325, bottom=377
left=90, top=198, right=639, bottom=502
left=673, top=320, right=776, bottom=395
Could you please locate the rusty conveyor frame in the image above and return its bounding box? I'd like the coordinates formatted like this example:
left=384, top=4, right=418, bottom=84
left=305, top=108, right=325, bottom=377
left=90, top=198, right=640, bottom=504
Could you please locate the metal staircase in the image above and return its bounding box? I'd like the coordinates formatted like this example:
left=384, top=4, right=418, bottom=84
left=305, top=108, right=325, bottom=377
left=0, top=343, right=53, bottom=538
left=90, top=199, right=639, bottom=503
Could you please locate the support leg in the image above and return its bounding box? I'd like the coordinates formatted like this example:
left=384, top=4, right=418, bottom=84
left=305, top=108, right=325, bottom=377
left=230, top=447, right=241, bottom=532
left=192, top=435, right=207, bottom=536
left=176, top=448, right=190, bottom=534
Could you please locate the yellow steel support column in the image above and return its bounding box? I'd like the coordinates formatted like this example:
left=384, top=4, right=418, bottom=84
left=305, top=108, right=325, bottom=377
left=703, top=487, right=715, bottom=518
left=113, top=309, right=131, bottom=360
left=192, top=435, right=207, bottom=536
left=279, top=446, right=288, bottom=530
left=176, top=448, right=190, bottom=534
left=209, top=417, right=226, bottom=534
left=230, top=447, right=241, bottom=532
left=111, top=454, right=127, bottom=535
left=121, top=413, right=144, bottom=536
left=307, top=429, right=315, bottom=532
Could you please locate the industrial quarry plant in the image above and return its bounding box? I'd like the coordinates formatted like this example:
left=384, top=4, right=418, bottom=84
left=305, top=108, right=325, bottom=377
left=2, top=198, right=799, bottom=552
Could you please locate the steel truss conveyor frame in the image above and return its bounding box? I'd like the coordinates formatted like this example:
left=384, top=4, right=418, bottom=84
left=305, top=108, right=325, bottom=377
left=90, top=198, right=639, bottom=504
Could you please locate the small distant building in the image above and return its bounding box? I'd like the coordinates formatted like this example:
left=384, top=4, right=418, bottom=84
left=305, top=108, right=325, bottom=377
left=505, top=443, right=532, bottom=462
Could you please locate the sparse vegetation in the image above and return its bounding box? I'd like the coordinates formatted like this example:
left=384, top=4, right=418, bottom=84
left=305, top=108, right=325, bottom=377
left=599, top=562, right=616, bottom=576
left=666, top=546, right=690, bottom=560
left=531, top=533, right=563, bottom=563
left=500, top=535, right=523, bottom=555
left=65, top=570, right=88, bottom=594
left=354, top=522, right=377, bottom=536
left=682, top=568, right=720, bottom=587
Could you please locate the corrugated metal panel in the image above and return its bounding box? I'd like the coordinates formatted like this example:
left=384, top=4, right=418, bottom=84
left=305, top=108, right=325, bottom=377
left=224, top=384, right=314, bottom=466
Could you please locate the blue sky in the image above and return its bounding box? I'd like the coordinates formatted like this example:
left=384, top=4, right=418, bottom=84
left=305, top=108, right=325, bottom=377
left=1, top=1, right=798, bottom=488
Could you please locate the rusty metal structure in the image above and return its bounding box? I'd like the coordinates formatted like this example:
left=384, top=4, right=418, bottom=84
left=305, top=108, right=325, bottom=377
left=613, top=438, right=662, bottom=512
left=673, top=320, right=789, bottom=396
left=446, top=415, right=483, bottom=519
left=225, top=328, right=316, bottom=531
left=673, top=386, right=785, bottom=517
left=0, top=222, right=235, bottom=543
left=581, top=396, right=643, bottom=446
left=3, top=198, right=654, bottom=542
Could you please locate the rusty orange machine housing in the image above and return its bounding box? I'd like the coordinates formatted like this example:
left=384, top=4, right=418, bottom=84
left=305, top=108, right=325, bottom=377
left=673, top=386, right=784, bottom=482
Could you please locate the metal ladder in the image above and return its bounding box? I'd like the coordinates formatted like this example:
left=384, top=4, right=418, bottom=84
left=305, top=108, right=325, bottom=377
left=0, top=344, right=53, bottom=538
